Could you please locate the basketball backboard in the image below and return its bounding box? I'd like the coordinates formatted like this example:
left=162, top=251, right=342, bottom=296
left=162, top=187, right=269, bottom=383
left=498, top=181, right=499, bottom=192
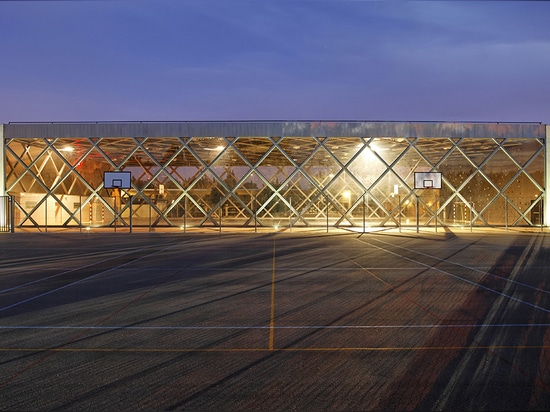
left=104, top=171, right=131, bottom=189
left=414, top=172, right=442, bottom=189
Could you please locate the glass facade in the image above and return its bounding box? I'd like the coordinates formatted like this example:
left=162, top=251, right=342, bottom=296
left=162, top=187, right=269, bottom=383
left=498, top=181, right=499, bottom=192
left=2, top=121, right=547, bottom=230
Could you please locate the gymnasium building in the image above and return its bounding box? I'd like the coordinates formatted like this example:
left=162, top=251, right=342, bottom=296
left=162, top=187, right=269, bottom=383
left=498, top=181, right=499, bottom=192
left=1, top=121, right=548, bottom=232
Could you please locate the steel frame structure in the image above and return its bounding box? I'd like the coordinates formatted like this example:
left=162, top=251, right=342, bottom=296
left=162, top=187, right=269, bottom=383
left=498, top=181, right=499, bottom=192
left=1, top=121, right=547, bottom=231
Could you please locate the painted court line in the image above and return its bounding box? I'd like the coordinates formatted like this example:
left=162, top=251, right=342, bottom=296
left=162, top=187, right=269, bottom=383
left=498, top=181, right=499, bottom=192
left=2, top=323, right=549, bottom=330
left=0, top=241, right=191, bottom=313
left=1, top=345, right=549, bottom=353
left=357, top=237, right=550, bottom=314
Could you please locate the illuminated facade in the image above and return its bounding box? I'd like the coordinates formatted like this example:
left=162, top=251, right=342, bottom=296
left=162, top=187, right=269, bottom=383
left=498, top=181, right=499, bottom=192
left=1, top=121, right=548, bottom=231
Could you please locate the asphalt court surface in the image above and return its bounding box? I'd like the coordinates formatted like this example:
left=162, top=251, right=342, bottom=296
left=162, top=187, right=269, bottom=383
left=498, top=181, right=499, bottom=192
left=1, top=228, right=550, bottom=411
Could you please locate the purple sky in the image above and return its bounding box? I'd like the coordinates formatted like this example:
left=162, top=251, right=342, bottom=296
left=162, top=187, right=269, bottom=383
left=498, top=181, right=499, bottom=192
left=1, top=0, right=549, bottom=124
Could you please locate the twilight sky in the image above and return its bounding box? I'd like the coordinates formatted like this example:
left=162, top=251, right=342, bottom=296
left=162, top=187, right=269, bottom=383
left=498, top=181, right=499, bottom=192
left=1, top=0, right=549, bottom=124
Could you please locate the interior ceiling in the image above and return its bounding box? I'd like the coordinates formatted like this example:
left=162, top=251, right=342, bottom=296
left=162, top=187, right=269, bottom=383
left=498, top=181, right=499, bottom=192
left=10, top=135, right=540, bottom=169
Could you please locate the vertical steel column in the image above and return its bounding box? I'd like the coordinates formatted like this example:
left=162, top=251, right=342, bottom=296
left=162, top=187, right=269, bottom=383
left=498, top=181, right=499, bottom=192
left=0, top=125, right=9, bottom=232
left=0, top=124, right=4, bottom=197
left=546, top=125, right=550, bottom=227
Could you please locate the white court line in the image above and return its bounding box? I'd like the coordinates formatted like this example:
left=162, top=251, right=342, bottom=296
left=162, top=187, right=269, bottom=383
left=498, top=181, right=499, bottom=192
left=364, top=235, right=550, bottom=295
left=357, top=236, right=550, bottom=313
left=0, top=240, right=189, bottom=313
left=0, top=242, right=177, bottom=295
left=1, top=324, right=549, bottom=330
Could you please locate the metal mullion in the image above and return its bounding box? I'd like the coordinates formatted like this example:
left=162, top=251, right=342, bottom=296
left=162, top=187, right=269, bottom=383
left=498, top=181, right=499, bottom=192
left=410, top=138, right=440, bottom=172
left=451, top=138, right=480, bottom=170
left=509, top=200, right=533, bottom=226
left=497, top=137, right=541, bottom=173
left=434, top=139, right=466, bottom=216
left=272, top=173, right=306, bottom=226
left=378, top=190, right=416, bottom=227
left=224, top=138, right=262, bottom=220
left=338, top=137, right=373, bottom=195
left=4, top=139, right=34, bottom=187
left=296, top=137, right=342, bottom=221
left=303, top=136, right=329, bottom=167
left=46, top=146, right=100, bottom=225
left=8, top=161, right=51, bottom=196
left=448, top=140, right=487, bottom=197
left=133, top=137, right=166, bottom=182
left=432, top=138, right=459, bottom=170
left=417, top=195, right=440, bottom=227
left=454, top=189, right=481, bottom=225
left=262, top=164, right=288, bottom=208
left=29, top=145, right=54, bottom=191
left=460, top=141, right=509, bottom=213
left=184, top=140, right=224, bottom=227
left=219, top=178, right=256, bottom=220
left=30, top=151, right=56, bottom=195
left=271, top=136, right=302, bottom=170
left=245, top=136, right=283, bottom=225
left=363, top=140, right=413, bottom=223
left=14, top=200, right=41, bottom=229
left=50, top=151, right=97, bottom=222
left=205, top=142, right=242, bottom=223
left=132, top=158, right=155, bottom=191
left=369, top=138, right=412, bottom=192
left=249, top=136, right=285, bottom=217
left=224, top=136, right=270, bottom=219
left=213, top=168, right=234, bottom=209
left=233, top=173, right=260, bottom=219
left=8, top=139, right=51, bottom=193
left=5, top=157, right=28, bottom=192
left=47, top=145, right=74, bottom=195
left=49, top=192, right=82, bottom=226
left=69, top=143, right=99, bottom=195
left=47, top=145, right=94, bottom=195
left=263, top=141, right=295, bottom=193
left=282, top=173, right=310, bottom=220
left=291, top=168, right=337, bottom=226
left=184, top=139, right=215, bottom=191
left=110, top=139, right=141, bottom=169
left=474, top=139, right=529, bottom=216
left=511, top=144, right=545, bottom=192
left=153, top=139, right=188, bottom=190
left=254, top=136, right=279, bottom=169
left=436, top=137, right=476, bottom=216
left=88, top=138, right=119, bottom=170
left=4, top=145, right=33, bottom=192
left=430, top=144, right=465, bottom=224
left=496, top=141, right=544, bottom=224
left=162, top=145, right=188, bottom=192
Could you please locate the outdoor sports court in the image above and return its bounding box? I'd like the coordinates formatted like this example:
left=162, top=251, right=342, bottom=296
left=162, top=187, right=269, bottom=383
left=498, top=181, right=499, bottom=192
left=1, top=228, right=549, bottom=411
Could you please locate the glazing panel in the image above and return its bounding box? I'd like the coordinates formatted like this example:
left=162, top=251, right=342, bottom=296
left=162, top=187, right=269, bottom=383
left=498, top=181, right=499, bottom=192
left=278, top=137, right=317, bottom=166
left=502, top=138, right=544, bottom=167
left=232, top=137, right=272, bottom=166
left=372, top=137, right=408, bottom=166
left=347, top=146, right=386, bottom=190
left=414, top=138, right=452, bottom=167
left=324, top=137, right=363, bottom=166
left=457, top=138, right=498, bottom=167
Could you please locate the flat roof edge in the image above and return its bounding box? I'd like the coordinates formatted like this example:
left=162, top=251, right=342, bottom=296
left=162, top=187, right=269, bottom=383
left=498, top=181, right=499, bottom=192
left=3, top=121, right=547, bottom=138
